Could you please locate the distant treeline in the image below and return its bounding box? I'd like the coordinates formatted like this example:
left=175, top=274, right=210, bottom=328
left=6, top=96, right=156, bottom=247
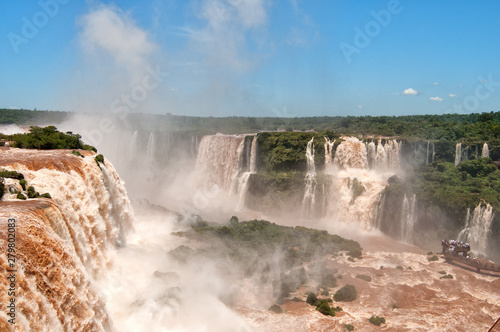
left=2, top=108, right=500, bottom=142
left=0, top=108, right=69, bottom=125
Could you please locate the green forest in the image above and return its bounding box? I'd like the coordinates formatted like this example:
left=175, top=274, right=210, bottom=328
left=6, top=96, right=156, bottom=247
left=2, top=108, right=500, bottom=142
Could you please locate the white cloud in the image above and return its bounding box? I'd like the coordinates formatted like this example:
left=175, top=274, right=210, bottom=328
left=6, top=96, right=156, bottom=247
left=80, top=5, right=156, bottom=72
left=61, top=4, right=163, bottom=113
left=357, top=105, right=363, bottom=109
left=182, top=0, right=269, bottom=71
left=403, top=88, right=419, bottom=95
left=433, top=82, right=440, bottom=86
left=430, top=96, right=443, bottom=101
left=449, top=93, right=458, bottom=97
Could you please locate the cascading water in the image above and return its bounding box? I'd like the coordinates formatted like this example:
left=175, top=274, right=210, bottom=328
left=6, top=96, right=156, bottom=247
left=195, top=134, right=246, bottom=192
left=129, top=130, right=138, bottom=162
left=194, top=134, right=258, bottom=211
left=325, top=137, right=399, bottom=229
left=366, top=142, right=376, bottom=169
left=302, top=137, right=317, bottom=217
left=455, top=143, right=462, bottom=166
left=482, top=142, right=490, bottom=158
left=0, top=148, right=133, bottom=331
left=432, top=142, right=435, bottom=163
left=458, top=202, right=494, bottom=256
left=324, top=137, right=335, bottom=166
left=400, top=194, right=417, bottom=243
left=426, top=141, right=431, bottom=164
left=146, top=132, right=156, bottom=163
left=236, top=135, right=258, bottom=210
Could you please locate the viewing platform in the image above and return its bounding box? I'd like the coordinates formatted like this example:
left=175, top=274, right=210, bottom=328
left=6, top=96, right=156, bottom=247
left=442, top=239, right=500, bottom=275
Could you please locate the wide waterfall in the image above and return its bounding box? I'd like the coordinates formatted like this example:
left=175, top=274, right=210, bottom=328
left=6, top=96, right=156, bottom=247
left=482, top=142, right=490, bottom=158
left=458, top=202, right=494, bottom=256
left=400, top=194, right=417, bottom=243
left=194, top=133, right=257, bottom=211
left=195, top=134, right=246, bottom=192
left=0, top=148, right=133, bottom=331
left=302, top=137, right=317, bottom=217
left=325, top=137, right=399, bottom=229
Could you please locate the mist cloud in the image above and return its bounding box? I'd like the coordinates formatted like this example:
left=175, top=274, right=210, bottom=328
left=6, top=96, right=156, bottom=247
left=60, top=3, right=164, bottom=113
left=80, top=5, right=156, bottom=74
left=181, top=0, right=269, bottom=71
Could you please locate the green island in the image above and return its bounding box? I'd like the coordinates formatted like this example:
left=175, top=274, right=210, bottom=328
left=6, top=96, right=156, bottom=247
left=171, top=217, right=362, bottom=300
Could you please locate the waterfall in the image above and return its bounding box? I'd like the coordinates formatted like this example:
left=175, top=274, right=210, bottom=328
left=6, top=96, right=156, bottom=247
left=455, top=143, right=462, bottom=166
left=426, top=141, right=430, bottom=164
left=373, top=191, right=386, bottom=230
left=249, top=135, right=258, bottom=173
left=195, top=134, right=258, bottom=210
left=324, top=137, right=335, bottom=166
left=302, top=137, right=317, bottom=217
left=366, top=142, right=376, bottom=169
left=195, top=134, right=246, bottom=192
left=372, top=139, right=399, bottom=171
left=334, top=137, right=368, bottom=170
left=458, top=203, right=494, bottom=256
left=236, top=135, right=258, bottom=210
left=146, top=132, right=156, bottom=163
left=482, top=143, right=490, bottom=158
left=0, top=148, right=133, bottom=330
left=400, top=194, right=417, bottom=243
left=432, top=142, right=435, bottom=163
left=129, top=130, right=138, bottom=161
left=325, top=137, right=397, bottom=229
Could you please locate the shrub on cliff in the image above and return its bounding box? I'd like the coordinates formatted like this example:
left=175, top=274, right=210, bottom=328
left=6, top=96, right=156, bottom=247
left=334, top=285, right=357, bottom=302
left=0, top=170, right=24, bottom=180
left=0, top=182, right=4, bottom=199
left=9, top=126, right=97, bottom=151
left=94, top=154, right=104, bottom=164
left=27, top=186, right=40, bottom=198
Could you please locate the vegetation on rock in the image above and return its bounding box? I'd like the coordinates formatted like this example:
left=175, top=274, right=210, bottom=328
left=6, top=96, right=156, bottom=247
left=0, top=126, right=96, bottom=151
left=334, top=285, right=357, bottom=302
left=369, top=316, right=386, bottom=326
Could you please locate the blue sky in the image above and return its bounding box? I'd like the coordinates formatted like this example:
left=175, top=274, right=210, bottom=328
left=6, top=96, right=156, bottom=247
left=1, top=0, right=500, bottom=117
